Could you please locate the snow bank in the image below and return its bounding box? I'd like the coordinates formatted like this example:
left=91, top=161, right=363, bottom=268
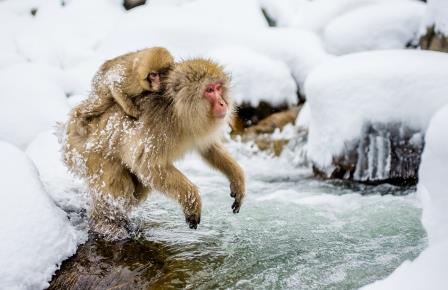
left=207, top=46, right=297, bottom=107
left=14, top=0, right=123, bottom=68
left=422, top=0, right=448, bottom=34
left=145, top=0, right=267, bottom=29
left=305, top=50, right=448, bottom=171
left=363, top=105, right=448, bottom=290
left=0, top=141, right=79, bottom=290
left=1, top=0, right=329, bottom=107
left=260, top=0, right=414, bottom=33
left=26, top=131, right=88, bottom=213
left=0, top=63, right=70, bottom=148
left=324, top=2, right=425, bottom=55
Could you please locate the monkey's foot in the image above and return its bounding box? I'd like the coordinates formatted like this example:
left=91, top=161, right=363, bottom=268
left=230, top=192, right=242, bottom=213
left=90, top=219, right=130, bottom=241
left=185, top=214, right=200, bottom=230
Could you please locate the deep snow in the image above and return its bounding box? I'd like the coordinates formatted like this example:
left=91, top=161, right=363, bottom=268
left=0, top=141, right=83, bottom=290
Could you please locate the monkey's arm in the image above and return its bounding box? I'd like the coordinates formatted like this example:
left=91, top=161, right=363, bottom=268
left=129, top=163, right=202, bottom=229
left=109, top=84, right=141, bottom=119
left=76, top=96, right=114, bottom=120
left=200, top=143, right=245, bottom=213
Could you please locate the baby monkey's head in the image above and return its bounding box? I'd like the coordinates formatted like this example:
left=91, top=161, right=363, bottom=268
left=133, top=47, right=174, bottom=92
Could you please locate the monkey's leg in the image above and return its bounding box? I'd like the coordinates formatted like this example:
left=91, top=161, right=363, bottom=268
left=86, top=156, right=138, bottom=239
left=110, top=86, right=141, bottom=119
left=132, top=164, right=202, bottom=229
left=200, top=143, right=246, bottom=213
left=130, top=173, right=151, bottom=205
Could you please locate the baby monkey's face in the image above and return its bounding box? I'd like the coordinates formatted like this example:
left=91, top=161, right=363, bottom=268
left=148, top=71, right=161, bottom=91
left=147, top=68, right=171, bottom=92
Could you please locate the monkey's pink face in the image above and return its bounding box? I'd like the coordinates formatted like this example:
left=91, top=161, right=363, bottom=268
left=204, top=82, right=228, bottom=119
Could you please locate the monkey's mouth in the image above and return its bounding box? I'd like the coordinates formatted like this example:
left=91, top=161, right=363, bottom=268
left=211, top=96, right=228, bottom=119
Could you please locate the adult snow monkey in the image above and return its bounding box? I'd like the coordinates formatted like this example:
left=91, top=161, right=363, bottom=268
left=63, top=58, right=246, bottom=238
left=73, top=47, right=174, bottom=135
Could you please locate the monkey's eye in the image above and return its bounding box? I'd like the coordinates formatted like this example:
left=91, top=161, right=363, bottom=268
left=206, top=87, right=214, bottom=93
left=149, top=72, right=159, bottom=79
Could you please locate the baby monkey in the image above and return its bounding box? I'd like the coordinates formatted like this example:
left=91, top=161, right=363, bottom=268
left=75, top=47, right=174, bottom=129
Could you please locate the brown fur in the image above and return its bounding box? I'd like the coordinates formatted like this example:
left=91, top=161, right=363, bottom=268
left=74, top=47, right=174, bottom=136
left=63, top=58, right=245, bottom=238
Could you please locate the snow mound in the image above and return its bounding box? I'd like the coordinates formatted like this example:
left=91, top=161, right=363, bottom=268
left=0, top=141, right=80, bottom=290
left=207, top=46, right=297, bottom=106
left=26, top=130, right=88, bottom=214
left=144, top=0, right=267, bottom=29
left=0, top=63, right=70, bottom=148
left=13, top=0, right=122, bottom=68
left=305, top=50, right=448, bottom=171
left=422, top=0, right=448, bottom=35
left=324, top=2, right=425, bottom=55
left=363, top=104, right=448, bottom=289
left=260, top=0, right=414, bottom=33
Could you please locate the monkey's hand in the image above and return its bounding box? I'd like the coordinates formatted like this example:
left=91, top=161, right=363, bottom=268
left=126, top=107, right=141, bottom=119
left=230, top=180, right=245, bottom=214
left=183, top=191, right=202, bottom=229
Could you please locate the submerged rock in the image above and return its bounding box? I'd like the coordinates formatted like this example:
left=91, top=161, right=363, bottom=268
left=313, top=123, right=424, bottom=185
left=48, top=236, right=192, bottom=290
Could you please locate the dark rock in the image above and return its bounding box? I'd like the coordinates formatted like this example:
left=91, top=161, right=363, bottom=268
left=420, top=25, right=448, bottom=53
left=236, top=101, right=290, bottom=128
left=261, top=8, right=277, bottom=27
left=244, top=106, right=300, bottom=135
left=123, top=0, right=146, bottom=11
left=313, top=123, right=424, bottom=185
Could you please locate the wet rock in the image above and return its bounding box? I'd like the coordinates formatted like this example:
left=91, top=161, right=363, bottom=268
left=233, top=106, right=301, bottom=156
left=313, top=123, right=424, bottom=185
left=48, top=236, right=193, bottom=290
left=420, top=26, right=448, bottom=53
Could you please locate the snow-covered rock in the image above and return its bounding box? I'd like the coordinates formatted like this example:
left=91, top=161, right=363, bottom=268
left=363, top=104, right=448, bottom=289
left=419, top=0, right=448, bottom=52
left=260, top=0, right=415, bottom=33
left=324, top=2, right=425, bottom=55
left=0, top=141, right=80, bottom=290
left=0, top=63, right=70, bottom=148
left=422, top=0, right=448, bottom=35
left=305, top=50, right=448, bottom=182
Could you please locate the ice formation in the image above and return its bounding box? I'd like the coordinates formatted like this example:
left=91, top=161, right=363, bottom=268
left=305, top=50, right=448, bottom=181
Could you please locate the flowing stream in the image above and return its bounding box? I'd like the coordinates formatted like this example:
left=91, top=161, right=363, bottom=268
left=50, top=141, right=426, bottom=289
left=128, top=143, right=426, bottom=289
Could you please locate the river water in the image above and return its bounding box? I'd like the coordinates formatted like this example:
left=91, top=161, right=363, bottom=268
left=124, top=142, right=427, bottom=289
